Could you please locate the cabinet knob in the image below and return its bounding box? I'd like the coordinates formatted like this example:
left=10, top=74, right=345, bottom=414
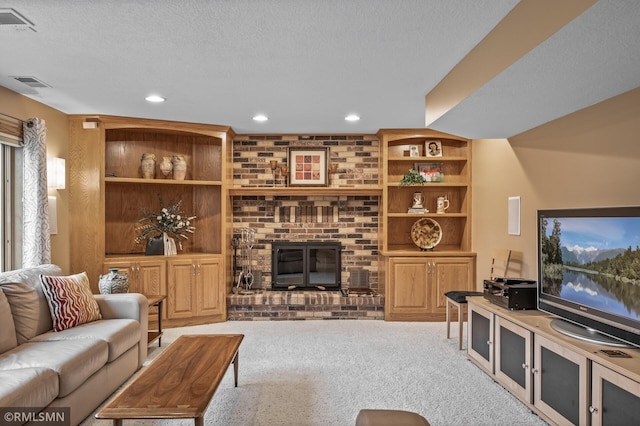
left=521, top=363, right=528, bottom=370
left=532, top=368, right=539, bottom=374
left=589, top=406, right=598, bottom=414
left=486, top=340, right=492, bottom=346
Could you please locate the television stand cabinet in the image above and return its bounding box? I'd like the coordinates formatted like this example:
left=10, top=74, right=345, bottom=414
left=466, top=296, right=640, bottom=426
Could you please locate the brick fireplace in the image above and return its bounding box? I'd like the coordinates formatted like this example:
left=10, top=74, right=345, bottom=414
left=227, top=134, right=384, bottom=320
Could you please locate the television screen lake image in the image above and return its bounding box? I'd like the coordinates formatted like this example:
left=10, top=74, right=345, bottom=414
left=540, top=216, right=640, bottom=322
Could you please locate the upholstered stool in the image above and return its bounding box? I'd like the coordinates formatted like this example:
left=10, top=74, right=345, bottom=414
left=445, top=290, right=484, bottom=350
left=356, top=409, right=430, bottom=426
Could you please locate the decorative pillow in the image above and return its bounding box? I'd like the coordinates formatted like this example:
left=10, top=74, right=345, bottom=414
left=0, top=288, right=18, bottom=353
left=39, top=272, right=102, bottom=332
left=0, top=264, right=61, bottom=344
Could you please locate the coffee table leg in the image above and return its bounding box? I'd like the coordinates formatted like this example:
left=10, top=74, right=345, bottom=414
left=233, top=351, right=239, bottom=387
left=114, top=420, right=122, bottom=426
left=195, top=416, right=204, bottom=426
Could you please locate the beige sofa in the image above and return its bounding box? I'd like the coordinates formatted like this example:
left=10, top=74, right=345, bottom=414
left=0, top=264, right=148, bottom=426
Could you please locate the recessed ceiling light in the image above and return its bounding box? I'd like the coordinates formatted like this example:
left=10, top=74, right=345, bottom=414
left=145, top=95, right=166, bottom=103
left=253, top=114, right=268, bottom=122
left=345, top=114, right=360, bottom=122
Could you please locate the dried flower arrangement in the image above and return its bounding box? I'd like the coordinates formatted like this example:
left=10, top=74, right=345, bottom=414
left=135, top=196, right=196, bottom=250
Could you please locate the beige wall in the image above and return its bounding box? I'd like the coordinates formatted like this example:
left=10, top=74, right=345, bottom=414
left=472, top=87, right=640, bottom=289
left=0, top=86, right=71, bottom=272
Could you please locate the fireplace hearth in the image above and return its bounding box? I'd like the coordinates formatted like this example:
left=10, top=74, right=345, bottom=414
left=271, top=241, right=342, bottom=290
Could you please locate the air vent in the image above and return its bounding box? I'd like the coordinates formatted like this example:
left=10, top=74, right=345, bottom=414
left=0, top=8, right=35, bottom=31
left=12, top=76, right=50, bottom=88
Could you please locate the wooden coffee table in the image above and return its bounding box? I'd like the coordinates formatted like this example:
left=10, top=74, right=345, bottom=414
left=96, top=334, right=244, bottom=426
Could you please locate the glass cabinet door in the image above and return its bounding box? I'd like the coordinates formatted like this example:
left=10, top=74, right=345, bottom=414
left=467, top=303, right=493, bottom=374
left=534, top=334, right=588, bottom=426
left=591, top=362, right=640, bottom=426
left=495, top=316, right=533, bottom=403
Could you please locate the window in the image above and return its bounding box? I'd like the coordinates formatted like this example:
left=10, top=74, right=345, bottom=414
left=0, top=115, right=24, bottom=272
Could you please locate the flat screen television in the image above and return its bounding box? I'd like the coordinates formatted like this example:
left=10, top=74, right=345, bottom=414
left=537, top=206, right=640, bottom=348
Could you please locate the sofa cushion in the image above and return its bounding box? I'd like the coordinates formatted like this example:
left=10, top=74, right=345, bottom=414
left=0, top=339, right=108, bottom=397
left=0, top=289, right=17, bottom=354
left=0, top=264, right=61, bottom=344
left=31, top=319, right=141, bottom=362
left=0, top=367, right=58, bottom=408
left=40, top=272, right=102, bottom=332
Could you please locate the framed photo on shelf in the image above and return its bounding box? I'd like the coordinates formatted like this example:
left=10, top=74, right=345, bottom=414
left=287, top=147, right=329, bottom=186
left=409, top=145, right=420, bottom=157
left=415, top=162, right=444, bottom=182
left=425, top=140, right=442, bottom=157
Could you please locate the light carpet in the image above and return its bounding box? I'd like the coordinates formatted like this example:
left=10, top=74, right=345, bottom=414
left=81, top=320, right=548, bottom=426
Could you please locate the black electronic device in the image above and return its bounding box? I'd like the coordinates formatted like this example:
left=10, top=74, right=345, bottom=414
left=493, top=277, right=536, bottom=285
left=538, top=206, right=640, bottom=348
left=483, top=278, right=537, bottom=310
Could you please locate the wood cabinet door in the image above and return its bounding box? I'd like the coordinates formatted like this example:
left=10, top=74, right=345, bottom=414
left=103, top=258, right=166, bottom=319
left=591, top=362, right=640, bottom=426
left=431, top=256, right=475, bottom=314
left=467, top=302, right=494, bottom=374
left=386, top=257, right=429, bottom=319
left=196, top=257, right=223, bottom=317
left=533, top=334, right=588, bottom=426
left=102, top=260, right=138, bottom=290
left=494, top=315, right=533, bottom=403
left=136, top=259, right=167, bottom=297
left=102, top=258, right=165, bottom=296
left=167, top=259, right=196, bottom=319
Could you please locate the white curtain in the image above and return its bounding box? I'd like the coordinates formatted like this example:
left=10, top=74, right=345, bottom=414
left=22, top=118, right=51, bottom=267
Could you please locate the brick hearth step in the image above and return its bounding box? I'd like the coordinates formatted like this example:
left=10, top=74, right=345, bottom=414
left=227, top=290, right=384, bottom=320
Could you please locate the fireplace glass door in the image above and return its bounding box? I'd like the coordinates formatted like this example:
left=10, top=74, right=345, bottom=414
left=272, top=242, right=341, bottom=290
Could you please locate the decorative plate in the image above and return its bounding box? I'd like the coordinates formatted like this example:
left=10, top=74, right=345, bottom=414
left=410, top=218, right=443, bottom=250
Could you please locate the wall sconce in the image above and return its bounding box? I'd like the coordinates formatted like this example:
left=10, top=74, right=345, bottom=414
left=47, top=157, right=65, bottom=190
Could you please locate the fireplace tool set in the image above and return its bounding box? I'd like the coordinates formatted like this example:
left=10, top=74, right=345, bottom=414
left=232, top=227, right=257, bottom=295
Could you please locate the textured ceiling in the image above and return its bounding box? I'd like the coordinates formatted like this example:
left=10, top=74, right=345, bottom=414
left=1, top=0, right=638, bottom=138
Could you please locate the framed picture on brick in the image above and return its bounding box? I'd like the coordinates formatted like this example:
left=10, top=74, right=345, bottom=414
left=287, top=147, right=329, bottom=186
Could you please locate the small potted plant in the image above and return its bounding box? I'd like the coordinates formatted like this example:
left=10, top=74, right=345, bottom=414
left=399, top=168, right=426, bottom=186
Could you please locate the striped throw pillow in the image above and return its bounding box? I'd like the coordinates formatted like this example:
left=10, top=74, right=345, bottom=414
left=39, top=272, right=102, bottom=332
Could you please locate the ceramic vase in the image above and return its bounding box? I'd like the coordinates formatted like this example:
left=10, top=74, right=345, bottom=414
left=172, top=155, right=187, bottom=180
left=98, top=268, right=129, bottom=294
left=163, top=233, right=177, bottom=256
left=159, top=156, right=173, bottom=178
left=140, top=153, right=156, bottom=179
left=144, top=235, right=164, bottom=255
